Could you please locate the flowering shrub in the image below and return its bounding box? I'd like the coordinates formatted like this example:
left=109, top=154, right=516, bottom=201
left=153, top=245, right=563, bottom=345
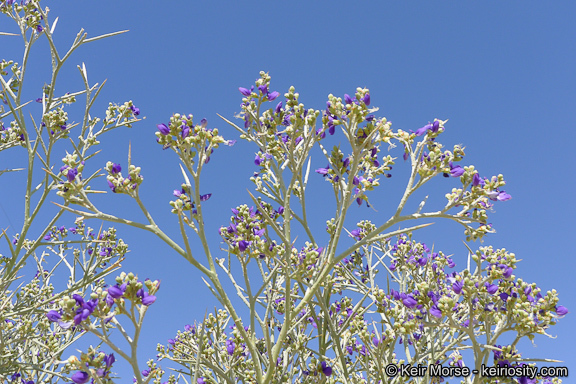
left=0, top=1, right=567, bottom=384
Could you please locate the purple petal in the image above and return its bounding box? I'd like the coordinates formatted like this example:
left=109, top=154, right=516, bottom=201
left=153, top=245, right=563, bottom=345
left=142, top=292, right=157, bottom=306
left=497, top=191, right=512, bottom=201
left=157, top=123, right=170, bottom=135
left=449, top=162, right=465, bottom=177
left=315, top=166, right=330, bottom=175
left=452, top=281, right=464, bottom=294
left=226, top=339, right=235, bottom=355
left=472, top=173, right=482, bottom=186
left=238, top=240, right=251, bottom=252
left=485, top=283, right=498, bottom=295
left=402, top=295, right=418, bottom=309
left=130, top=105, right=140, bottom=116
left=267, top=91, right=280, bottom=101
left=111, top=163, right=121, bottom=174
left=415, top=123, right=432, bottom=136
left=239, top=87, right=251, bottom=96
left=362, top=93, right=370, bottom=106
left=66, top=168, right=78, bottom=182
left=555, top=305, right=568, bottom=316
left=46, top=310, right=61, bottom=322
left=71, top=371, right=90, bottom=384
left=275, top=101, right=283, bottom=114
left=108, top=285, right=124, bottom=299
left=321, top=361, right=333, bottom=377
left=429, top=305, right=442, bottom=318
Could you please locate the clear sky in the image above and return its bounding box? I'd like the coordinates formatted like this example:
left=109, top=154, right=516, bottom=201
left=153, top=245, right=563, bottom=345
left=2, top=1, right=575, bottom=381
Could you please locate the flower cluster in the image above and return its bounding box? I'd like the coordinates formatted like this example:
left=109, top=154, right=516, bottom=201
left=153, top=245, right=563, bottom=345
left=0, top=59, right=22, bottom=106
left=64, top=347, right=116, bottom=384
left=105, top=161, right=144, bottom=195
left=218, top=204, right=282, bottom=259
left=169, top=183, right=211, bottom=215
left=0, top=0, right=45, bottom=33
left=56, top=152, right=85, bottom=199
left=0, top=120, right=25, bottom=148
left=46, top=272, right=159, bottom=329
left=156, top=115, right=233, bottom=166
left=103, top=100, right=140, bottom=128
left=42, top=106, right=70, bottom=138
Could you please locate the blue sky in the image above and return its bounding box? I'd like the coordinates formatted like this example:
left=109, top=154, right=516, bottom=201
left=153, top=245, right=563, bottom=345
left=2, top=1, right=575, bottom=381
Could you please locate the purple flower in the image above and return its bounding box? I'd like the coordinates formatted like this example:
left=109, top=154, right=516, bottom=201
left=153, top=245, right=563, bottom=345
left=452, top=280, right=464, bottom=294
left=501, top=265, right=513, bottom=278
left=226, top=339, right=235, bottom=355
left=103, top=353, right=115, bottom=369
left=555, top=305, right=568, bottom=316
left=448, top=161, right=465, bottom=177
left=130, top=105, right=140, bottom=116
left=485, top=283, right=498, bottom=295
left=497, top=191, right=512, bottom=201
left=108, top=285, right=124, bottom=299
left=181, top=125, right=190, bottom=138
left=362, top=93, right=370, bottom=106
left=111, top=163, right=121, bottom=174
left=258, top=85, right=268, bottom=95
left=415, top=123, right=432, bottom=136
left=238, top=240, right=251, bottom=252
left=350, top=229, right=362, bottom=239
left=66, top=168, right=78, bottom=182
left=107, top=180, right=117, bottom=193
left=429, top=305, right=442, bottom=318
left=315, top=165, right=330, bottom=175
left=275, top=102, right=283, bottom=114
left=137, top=289, right=157, bottom=306
left=344, top=94, right=354, bottom=105
left=415, top=121, right=440, bottom=136
left=200, top=193, right=212, bottom=201
left=46, top=310, right=61, bottom=322
left=239, top=87, right=251, bottom=96
left=73, top=308, right=91, bottom=325
left=401, top=293, right=418, bottom=309
left=157, top=123, right=170, bottom=135
left=71, top=372, right=90, bottom=384
left=321, top=361, right=332, bottom=377
left=267, top=91, right=280, bottom=101
left=472, top=173, right=483, bottom=186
